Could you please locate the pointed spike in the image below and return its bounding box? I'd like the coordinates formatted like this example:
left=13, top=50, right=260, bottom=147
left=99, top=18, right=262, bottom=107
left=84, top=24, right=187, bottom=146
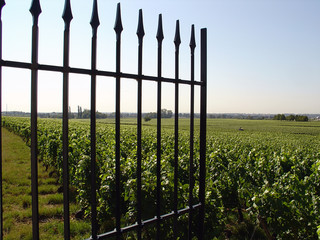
left=136, top=9, right=145, bottom=39
left=29, top=0, right=42, bottom=19
left=90, top=0, right=100, bottom=29
left=190, top=24, right=196, bottom=50
left=174, top=20, right=181, bottom=47
left=156, top=14, right=164, bottom=42
left=0, top=0, right=5, bottom=11
left=62, top=0, right=73, bottom=24
left=114, top=3, right=123, bottom=34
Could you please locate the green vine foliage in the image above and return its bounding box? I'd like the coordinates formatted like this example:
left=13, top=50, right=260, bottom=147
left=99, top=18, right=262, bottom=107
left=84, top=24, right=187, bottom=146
left=2, top=117, right=320, bottom=239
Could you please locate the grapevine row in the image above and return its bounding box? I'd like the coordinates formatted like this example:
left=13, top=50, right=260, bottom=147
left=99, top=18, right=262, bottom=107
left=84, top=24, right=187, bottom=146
left=2, top=117, right=320, bottom=239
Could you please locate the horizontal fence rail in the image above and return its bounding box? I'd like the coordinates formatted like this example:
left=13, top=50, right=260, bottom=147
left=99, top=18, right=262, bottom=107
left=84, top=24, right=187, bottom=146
left=0, top=60, right=205, bottom=86
left=0, top=0, right=207, bottom=239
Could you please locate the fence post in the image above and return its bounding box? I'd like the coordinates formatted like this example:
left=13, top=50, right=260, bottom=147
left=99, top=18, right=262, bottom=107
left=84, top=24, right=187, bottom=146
left=199, top=28, right=207, bottom=240
left=0, top=1, right=5, bottom=239
left=90, top=0, right=100, bottom=239
left=173, top=19, right=181, bottom=239
left=189, top=24, right=196, bottom=240
left=30, top=0, right=42, bottom=239
left=114, top=3, right=123, bottom=239
left=62, top=0, right=73, bottom=239
left=156, top=14, right=164, bottom=240
left=136, top=9, right=144, bottom=240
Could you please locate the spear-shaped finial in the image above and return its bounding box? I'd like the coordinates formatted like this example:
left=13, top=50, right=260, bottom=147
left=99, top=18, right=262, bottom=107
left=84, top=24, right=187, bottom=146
left=174, top=20, right=181, bottom=47
left=0, top=0, right=5, bottom=11
left=114, top=3, right=123, bottom=34
left=30, top=0, right=42, bottom=20
left=190, top=24, right=196, bottom=50
left=90, top=0, right=100, bottom=29
left=156, top=14, right=164, bottom=42
left=136, top=9, right=145, bottom=39
left=62, top=0, right=73, bottom=24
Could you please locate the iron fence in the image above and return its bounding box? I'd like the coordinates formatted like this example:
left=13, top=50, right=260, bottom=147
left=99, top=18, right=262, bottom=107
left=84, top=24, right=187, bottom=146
left=0, top=0, right=207, bottom=239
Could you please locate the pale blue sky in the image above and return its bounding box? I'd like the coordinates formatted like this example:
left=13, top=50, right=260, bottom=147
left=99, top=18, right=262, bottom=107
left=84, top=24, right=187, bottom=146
left=1, top=0, right=320, bottom=114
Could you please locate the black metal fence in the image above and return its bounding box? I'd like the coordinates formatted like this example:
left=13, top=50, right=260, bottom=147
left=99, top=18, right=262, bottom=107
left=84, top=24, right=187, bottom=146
left=0, top=0, right=207, bottom=239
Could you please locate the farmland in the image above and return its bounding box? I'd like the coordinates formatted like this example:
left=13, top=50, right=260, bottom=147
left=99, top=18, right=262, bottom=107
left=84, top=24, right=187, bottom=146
left=1, top=117, right=320, bottom=239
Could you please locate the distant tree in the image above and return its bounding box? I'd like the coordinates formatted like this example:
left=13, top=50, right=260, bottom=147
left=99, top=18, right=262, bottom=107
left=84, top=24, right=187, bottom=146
left=68, top=106, right=74, bottom=119
left=273, top=114, right=280, bottom=120
left=161, top=109, right=173, bottom=118
left=77, top=105, right=83, bottom=119
left=107, top=112, right=116, bottom=118
left=273, top=114, right=286, bottom=121
left=76, top=109, right=107, bottom=119
left=82, top=109, right=91, bottom=118
left=286, top=115, right=295, bottom=121
left=144, top=109, right=173, bottom=119
left=295, top=115, right=308, bottom=122
left=144, top=116, right=151, bottom=122
left=144, top=112, right=156, bottom=119
left=96, top=111, right=107, bottom=119
left=274, top=114, right=308, bottom=122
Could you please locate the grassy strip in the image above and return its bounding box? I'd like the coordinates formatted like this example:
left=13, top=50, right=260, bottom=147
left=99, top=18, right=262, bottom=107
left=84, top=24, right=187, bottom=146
left=2, top=128, right=91, bottom=239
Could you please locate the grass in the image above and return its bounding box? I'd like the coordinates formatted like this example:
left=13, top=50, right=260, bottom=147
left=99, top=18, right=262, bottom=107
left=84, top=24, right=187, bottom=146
left=1, top=128, right=91, bottom=240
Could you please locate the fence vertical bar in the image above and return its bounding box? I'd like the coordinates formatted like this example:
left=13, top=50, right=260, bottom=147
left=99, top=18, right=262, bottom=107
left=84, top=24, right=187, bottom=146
left=173, top=19, right=181, bottom=239
left=90, top=0, right=100, bottom=239
left=156, top=14, right=164, bottom=240
left=199, top=28, right=207, bottom=240
left=188, top=24, right=196, bottom=240
left=29, top=1, right=41, bottom=239
left=0, top=2, right=5, bottom=239
left=136, top=9, right=144, bottom=240
left=62, top=0, right=73, bottom=239
left=114, top=3, right=123, bottom=239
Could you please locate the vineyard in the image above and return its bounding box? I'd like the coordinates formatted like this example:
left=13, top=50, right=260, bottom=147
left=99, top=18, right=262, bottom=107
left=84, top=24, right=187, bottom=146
left=2, top=117, right=320, bottom=239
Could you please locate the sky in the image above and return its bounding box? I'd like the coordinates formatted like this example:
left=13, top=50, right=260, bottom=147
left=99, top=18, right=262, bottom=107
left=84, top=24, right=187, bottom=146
left=1, top=0, right=320, bottom=114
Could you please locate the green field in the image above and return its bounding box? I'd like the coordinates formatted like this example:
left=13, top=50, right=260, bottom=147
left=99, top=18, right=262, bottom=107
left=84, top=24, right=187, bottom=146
left=2, top=117, right=320, bottom=239
left=1, top=128, right=91, bottom=240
